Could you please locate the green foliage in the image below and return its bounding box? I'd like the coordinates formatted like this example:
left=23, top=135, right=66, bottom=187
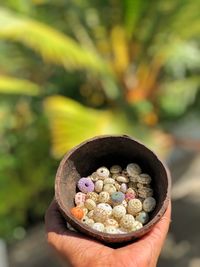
left=0, top=7, right=107, bottom=73
left=0, top=75, right=41, bottom=95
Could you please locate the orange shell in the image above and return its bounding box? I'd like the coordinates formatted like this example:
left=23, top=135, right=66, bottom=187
left=70, top=207, right=84, bottom=220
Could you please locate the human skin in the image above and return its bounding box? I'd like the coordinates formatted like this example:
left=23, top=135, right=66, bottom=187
left=45, top=200, right=171, bottom=267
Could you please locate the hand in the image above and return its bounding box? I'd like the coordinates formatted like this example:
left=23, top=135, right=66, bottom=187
left=45, top=200, right=171, bottom=267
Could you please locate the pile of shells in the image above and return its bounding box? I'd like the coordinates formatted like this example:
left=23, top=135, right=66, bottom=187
left=70, top=163, right=156, bottom=234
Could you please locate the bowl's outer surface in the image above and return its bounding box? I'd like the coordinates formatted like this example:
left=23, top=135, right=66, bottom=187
left=55, top=135, right=171, bottom=243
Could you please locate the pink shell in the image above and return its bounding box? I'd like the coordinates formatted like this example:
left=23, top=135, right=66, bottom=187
left=75, top=192, right=86, bottom=206
left=125, top=192, right=136, bottom=201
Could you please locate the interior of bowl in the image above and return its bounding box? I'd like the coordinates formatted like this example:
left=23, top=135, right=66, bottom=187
left=55, top=135, right=170, bottom=243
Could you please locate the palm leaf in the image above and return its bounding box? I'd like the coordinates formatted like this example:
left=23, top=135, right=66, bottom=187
left=0, top=75, right=40, bottom=95
left=43, top=95, right=117, bottom=158
left=123, top=0, right=146, bottom=39
left=0, top=8, right=107, bottom=73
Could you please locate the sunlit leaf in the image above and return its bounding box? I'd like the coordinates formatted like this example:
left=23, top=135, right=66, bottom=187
left=43, top=95, right=116, bottom=158
left=0, top=75, right=40, bottom=95
left=0, top=8, right=107, bottom=73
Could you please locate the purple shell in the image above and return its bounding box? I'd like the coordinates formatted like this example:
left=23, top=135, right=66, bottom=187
left=77, top=177, right=94, bottom=193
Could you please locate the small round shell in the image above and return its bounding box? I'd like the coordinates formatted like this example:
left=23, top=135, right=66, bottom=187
left=143, top=197, right=156, bottom=212
left=112, top=205, right=126, bottom=219
left=103, top=184, right=117, bottom=194
left=127, top=199, right=143, bottom=216
left=127, top=163, right=142, bottom=176
left=135, top=211, right=149, bottom=224
left=94, top=180, right=103, bottom=193
left=87, top=210, right=94, bottom=219
left=98, top=191, right=110, bottom=203
left=137, top=173, right=152, bottom=184
left=138, top=187, right=153, bottom=198
left=104, top=226, right=119, bottom=234
left=116, top=176, right=129, bottom=183
left=120, top=183, right=127, bottom=193
left=97, top=203, right=112, bottom=215
left=131, top=221, right=143, bottom=231
left=96, top=167, right=110, bottom=179
left=74, top=192, right=86, bottom=206
left=104, top=178, right=115, bottom=185
left=120, top=214, right=135, bottom=229
left=111, top=192, right=125, bottom=204
left=110, top=165, right=122, bottom=174
left=90, top=172, right=101, bottom=182
left=86, top=192, right=99, bottom=202
left=92, top=222, right=104, bottom=232
left=84, top=199, right=96, bottom=211
left=93, top=207, right=109, bottom=223
left=104, top=218, right=119, bottom=228
left=82, top=207, right=88, bottom=216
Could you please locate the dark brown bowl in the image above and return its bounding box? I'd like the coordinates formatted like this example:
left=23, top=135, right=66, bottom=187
left=55, top=135, right=171, bottom=243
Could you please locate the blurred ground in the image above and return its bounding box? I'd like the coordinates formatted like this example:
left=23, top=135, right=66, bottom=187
left=8, top=148, right=200, bottom=267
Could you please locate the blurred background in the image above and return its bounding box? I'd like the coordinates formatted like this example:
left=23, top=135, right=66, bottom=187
left=0, top=0, right=199, bottom=266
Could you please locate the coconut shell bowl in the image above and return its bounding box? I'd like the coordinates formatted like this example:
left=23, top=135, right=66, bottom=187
left=55, top=135, right=171, bottom=243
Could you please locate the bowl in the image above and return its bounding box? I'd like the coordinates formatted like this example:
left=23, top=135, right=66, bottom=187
left=55, top=135, right=171, bottom=243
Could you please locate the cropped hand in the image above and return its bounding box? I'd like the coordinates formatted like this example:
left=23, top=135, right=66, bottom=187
left=45, top=200, right=171, bottom=267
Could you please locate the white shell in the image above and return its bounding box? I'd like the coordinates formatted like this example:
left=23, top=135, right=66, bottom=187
left=127, top=163, right=142, bottom=176
left=103, top=178, right=115, bottom=185
left=137, top=173, right=152, bottom=184
left=97, top=203, right=112, bottom=215
left=138, top=187, right=153, bottom=198
left=143, top=197, right=156, bottom=212
left=86, top=192, right=99, bottom=202
left=116, top=176, right=129, bottom=183
left=127, top=199, right=142, bottom=215
left=120, top=183, right=127, bottom=193
left=131, top=221, right=143, bottom=231
left=87, top=210, right=94, bottom=219
left=92, top=222, right=105, bottom=232
left=104, top=218, right=119, bottom=228
left=82, top=207, right=88, bottom=216
left=110, top=165, right=122, bottom=174
left=90, top=172, right=100, bottom=182
left=104, top=226, right=118, bottom=234
left=129, top=174, right=139, bottom=183
left=103, top=184, right=117, bottom=194
left=113, top=181, right=120, bottom=191
left=112, top=205, right=126, bottom=219
left=95, top=180, right=103, bottom=193
left=93, top=207, right=109, bottom=222
left=98, top=191, right=110, bottom=203
left=120, top=214, right=135, bottom=229
left=96, top=167, right=110, bottom=179
left=81, top=216, right=94, bottom=227
left=85, top=199, right=96, bottom=210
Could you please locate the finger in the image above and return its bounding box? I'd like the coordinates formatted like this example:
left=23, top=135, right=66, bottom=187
left=139, top=200, right=171, bottom=249
left=122, top=201, right=171, bottom=253
left=45, top=199, right=106, bottom=254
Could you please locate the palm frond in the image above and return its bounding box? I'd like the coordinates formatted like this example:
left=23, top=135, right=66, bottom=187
left=43, top=95, right=116, bottom=158
left=123, top=0, right=145, bottom=39
left=0, top=75, right=40, bottom=95
left=0, top=8, right=107, bottom=73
